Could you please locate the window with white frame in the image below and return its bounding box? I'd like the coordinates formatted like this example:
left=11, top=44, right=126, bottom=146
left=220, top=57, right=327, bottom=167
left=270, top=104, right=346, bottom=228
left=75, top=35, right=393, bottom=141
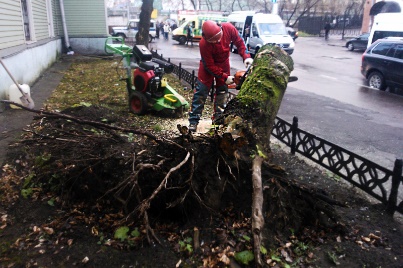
left=21, top=0, right=35, bottom=41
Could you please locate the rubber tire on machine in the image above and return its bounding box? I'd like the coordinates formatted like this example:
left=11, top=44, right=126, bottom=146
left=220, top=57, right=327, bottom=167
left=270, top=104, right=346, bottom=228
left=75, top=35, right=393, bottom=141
left=129, top=91, right=148, bottom=115
left=179, top=36, right=187, bottom=45
left=368, top=71, right=387, bottom=91
left=347, top=43, right=354, bottom=51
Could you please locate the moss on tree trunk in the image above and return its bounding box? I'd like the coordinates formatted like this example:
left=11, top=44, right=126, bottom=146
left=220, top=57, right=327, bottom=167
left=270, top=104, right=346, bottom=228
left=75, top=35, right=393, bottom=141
left=224, top=44, right=294, bottom=156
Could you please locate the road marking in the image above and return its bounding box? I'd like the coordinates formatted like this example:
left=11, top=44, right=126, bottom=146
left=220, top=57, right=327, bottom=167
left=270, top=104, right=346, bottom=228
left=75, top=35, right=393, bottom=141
left=359, top=84, right=374, bottom=89
left=320, top=74, right=337, bottom=80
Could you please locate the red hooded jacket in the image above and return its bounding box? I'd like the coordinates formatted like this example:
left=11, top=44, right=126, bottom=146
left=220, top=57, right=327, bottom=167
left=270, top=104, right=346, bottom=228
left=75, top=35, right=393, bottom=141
left=198, top=22, right=250, bottom=87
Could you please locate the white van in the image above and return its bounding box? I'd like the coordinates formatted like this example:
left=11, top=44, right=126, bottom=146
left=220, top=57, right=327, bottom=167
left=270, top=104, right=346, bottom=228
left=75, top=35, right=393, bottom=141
left=367, top=13, right=403, bottom=47
left=227, top=12, right=295, bottom=56
left=227, top=11, right=256, bottom=37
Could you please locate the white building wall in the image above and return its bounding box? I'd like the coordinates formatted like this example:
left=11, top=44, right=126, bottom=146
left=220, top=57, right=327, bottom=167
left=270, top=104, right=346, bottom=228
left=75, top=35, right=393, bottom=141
left=0, top=39, right=62, bottom=111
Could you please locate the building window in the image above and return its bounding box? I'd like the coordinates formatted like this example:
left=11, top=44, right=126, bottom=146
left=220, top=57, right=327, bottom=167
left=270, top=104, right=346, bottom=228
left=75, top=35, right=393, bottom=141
left=21, top=0, right=34, bottom=41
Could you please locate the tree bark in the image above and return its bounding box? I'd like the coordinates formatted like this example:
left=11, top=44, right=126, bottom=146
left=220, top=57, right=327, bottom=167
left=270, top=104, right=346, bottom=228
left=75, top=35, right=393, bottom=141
left=136, top=0, right=154, bottom=46
left=224, top=44, right=294, bottom=157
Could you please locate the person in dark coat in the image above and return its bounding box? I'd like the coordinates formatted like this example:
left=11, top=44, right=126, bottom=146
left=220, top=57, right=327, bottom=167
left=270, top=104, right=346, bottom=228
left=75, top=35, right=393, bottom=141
left=324, top=22, right=331, bottom=40
left=185, top=23, right=193, bottom=46
left=171, top=23, right=178, bottom=31
left=156, top=20, right=160, bottom=38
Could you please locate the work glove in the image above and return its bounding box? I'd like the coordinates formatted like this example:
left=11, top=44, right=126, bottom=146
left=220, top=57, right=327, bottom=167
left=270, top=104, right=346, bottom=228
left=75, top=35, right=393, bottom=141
left=225, top=76, right=235, bottom=85
left=244, top=58, right=253, bottom=68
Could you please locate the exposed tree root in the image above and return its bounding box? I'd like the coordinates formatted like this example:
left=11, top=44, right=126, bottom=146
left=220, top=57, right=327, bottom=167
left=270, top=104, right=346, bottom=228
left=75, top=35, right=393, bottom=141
left=252, top=156, right=264, bottom=267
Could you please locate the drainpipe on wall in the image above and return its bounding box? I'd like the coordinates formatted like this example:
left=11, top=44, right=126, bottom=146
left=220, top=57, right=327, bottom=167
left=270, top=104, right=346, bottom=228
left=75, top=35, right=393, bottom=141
left=59, top=0, right=74, bottom=55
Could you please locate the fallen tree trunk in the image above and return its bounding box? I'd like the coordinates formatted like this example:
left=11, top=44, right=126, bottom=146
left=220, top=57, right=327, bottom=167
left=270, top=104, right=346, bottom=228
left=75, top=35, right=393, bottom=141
left=219, top=45, right=294, bottom=265
left=223, top=44, right=294, bottom=156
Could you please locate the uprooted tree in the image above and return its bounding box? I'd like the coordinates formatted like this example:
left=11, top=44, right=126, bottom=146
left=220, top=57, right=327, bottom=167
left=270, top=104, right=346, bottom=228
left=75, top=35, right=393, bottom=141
left=4, top=44, right=346, bottom=267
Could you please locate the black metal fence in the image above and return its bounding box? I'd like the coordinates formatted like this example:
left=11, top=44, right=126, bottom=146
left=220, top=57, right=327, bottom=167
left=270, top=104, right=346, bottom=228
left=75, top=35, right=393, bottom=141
left=272, top=116, right=403, bottom=215
left=298, top=15, right=364, bottom=35
left=151, top=50, right=403, bottom=215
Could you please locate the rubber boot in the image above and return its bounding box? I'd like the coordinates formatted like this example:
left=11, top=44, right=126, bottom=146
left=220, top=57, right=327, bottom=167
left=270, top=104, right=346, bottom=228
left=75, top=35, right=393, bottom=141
left=213, top=86, right=228, bottom=124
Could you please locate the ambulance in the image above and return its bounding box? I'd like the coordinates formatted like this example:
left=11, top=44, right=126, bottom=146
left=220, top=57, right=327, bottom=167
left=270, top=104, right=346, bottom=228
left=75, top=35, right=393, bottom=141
left=171, top=15, right=227, bottom=45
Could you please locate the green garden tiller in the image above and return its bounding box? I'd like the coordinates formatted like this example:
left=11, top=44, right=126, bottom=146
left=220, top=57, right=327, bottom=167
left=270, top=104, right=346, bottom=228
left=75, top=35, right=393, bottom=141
left=105, top=37, right=189, bottom=115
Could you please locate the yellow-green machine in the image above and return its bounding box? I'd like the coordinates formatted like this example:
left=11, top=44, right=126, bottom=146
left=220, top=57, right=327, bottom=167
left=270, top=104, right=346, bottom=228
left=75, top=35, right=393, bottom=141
left=105, top=37, right=189, bottom=115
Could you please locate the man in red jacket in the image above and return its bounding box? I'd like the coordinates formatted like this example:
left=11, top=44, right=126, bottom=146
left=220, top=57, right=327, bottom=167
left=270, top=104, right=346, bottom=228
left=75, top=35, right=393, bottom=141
left=188, top=20, right=253, bottom=132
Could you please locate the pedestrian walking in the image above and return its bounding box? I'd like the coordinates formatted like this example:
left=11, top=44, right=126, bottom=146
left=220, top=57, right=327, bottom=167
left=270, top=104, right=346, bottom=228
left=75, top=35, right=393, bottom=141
left=324, top=22, right=331, bottom=40
left=163, top=22, right=170, bottom=40
left=186, top=23, right=194, bottom=46
left=155, top=20, right=160, bottom=38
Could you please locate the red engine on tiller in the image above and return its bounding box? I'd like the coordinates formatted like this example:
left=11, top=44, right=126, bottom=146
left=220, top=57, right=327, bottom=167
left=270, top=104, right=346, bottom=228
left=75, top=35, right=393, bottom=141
left=131, top=45, right=174, bottom=99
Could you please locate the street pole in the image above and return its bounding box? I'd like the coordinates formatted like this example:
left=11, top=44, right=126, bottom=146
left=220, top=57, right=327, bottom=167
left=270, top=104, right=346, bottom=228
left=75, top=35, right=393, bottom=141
left=361, top=0, right=374, bottom=33
left=127, top=0, right=130, bottom=22
left=272, top=0, right=278, bottom=15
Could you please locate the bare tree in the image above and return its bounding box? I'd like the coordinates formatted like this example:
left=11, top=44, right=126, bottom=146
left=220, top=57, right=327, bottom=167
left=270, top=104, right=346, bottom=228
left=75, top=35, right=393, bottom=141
left=189, top=0, right=197, bottom=9
left=166, top=0, right=187, bottom=10
left=205, top=0, right=213, bottom=10
left=281, top=0, right=323, bottom=27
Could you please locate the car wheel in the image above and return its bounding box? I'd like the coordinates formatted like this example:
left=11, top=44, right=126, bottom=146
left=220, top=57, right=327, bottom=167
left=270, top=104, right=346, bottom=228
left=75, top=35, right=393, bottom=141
left=113, top=33, right=125, bottom=43
left=179, top=36, right=187, bottom=45
left=129, top=91, right=148, bottom=115
left=347, top=43, right=354, bottom=51
left=368, top=71, right=387, bottom=91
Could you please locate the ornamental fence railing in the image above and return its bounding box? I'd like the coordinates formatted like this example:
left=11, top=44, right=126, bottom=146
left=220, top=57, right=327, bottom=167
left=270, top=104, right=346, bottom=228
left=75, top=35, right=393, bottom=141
left=151, top=50, right=403, bottom=215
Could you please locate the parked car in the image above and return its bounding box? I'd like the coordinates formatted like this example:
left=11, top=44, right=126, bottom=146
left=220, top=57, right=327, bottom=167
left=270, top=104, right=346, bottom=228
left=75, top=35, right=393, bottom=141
left=345, top=33, right=369, bottom=51
left=286, top=27, right=298, bottom=41
left=110, top=19, right=156, bottom=43
left=361, top=37, right=403, bottom=91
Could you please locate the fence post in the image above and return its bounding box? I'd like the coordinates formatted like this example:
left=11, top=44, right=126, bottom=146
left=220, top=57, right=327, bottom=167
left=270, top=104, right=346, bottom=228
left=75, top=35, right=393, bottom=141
left=168, top=58, right=170, bottom=63
left=179, top=63, right=182, bottom=81
left=387, top=159, right=403, bottom=215
left=192, top=70, right=195, bottom=90
left=291, top=116, right=298, bottom=155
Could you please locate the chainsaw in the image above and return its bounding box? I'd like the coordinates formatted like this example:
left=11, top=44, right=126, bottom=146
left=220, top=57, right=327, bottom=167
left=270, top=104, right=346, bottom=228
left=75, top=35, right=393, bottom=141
left=229, top=65, right=298, bottom=91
